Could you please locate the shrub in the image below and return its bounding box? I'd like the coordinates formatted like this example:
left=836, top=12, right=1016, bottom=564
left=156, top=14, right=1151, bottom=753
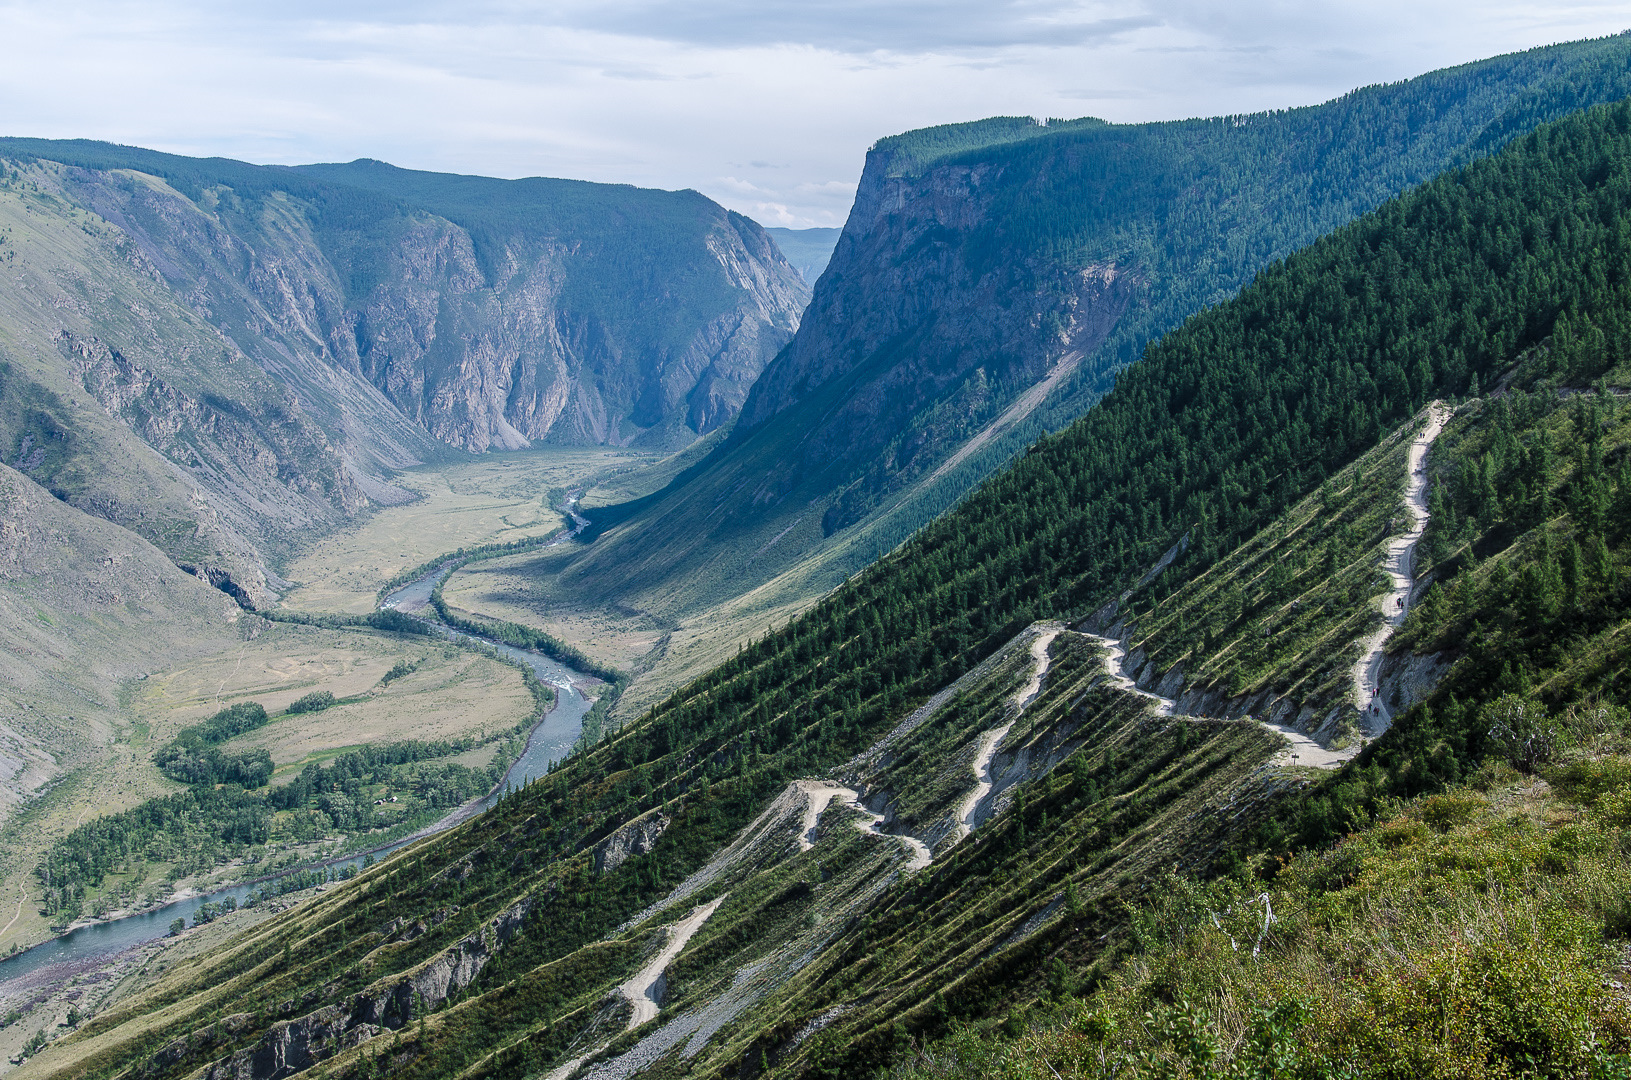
left=194, top=702, right=268, bottom=743
left=1483, top=694, right=1557, bottom=772
left=381, top=660, right=417, bottom=686
left=286, top=691, right=337, bottom=715
left=1415, top=791, right=1482, bottom=832
left=1550, top=756, right=1631, bottom=805
left=1593, top=786, right=1631, bottom=827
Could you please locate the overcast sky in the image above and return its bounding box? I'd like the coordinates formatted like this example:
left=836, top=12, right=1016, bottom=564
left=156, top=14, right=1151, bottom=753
left=3, top=2, right=1630, bottom=227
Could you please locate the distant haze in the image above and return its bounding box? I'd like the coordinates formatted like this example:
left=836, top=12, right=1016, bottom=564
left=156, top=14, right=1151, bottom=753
left=0, top=4, right=1628, bottom=225
left=764, top=227, right=843, bottom=284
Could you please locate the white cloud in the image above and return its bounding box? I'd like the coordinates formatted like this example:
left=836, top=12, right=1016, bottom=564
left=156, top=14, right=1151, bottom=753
left=0, top=2, right=1627, bottom=226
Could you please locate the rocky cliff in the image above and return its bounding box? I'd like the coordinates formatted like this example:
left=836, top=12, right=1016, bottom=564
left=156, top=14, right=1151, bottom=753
left=0, top=144, right=807, bottom=596
left=546, top=34, right=1631, bottom=629
left=733, top=147, right=1131, bottom=532
left=287, top=159, right=810, bottom=452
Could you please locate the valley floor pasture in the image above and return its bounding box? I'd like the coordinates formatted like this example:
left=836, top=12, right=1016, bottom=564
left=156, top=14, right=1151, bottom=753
left=0, top=624, right=534, bottom=958
left=280, top=447, right=656, bottom=615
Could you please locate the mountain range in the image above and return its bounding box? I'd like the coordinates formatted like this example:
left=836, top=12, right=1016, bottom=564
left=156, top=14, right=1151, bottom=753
left=536, top=32, right=1631, bottom=640
left=0, top=144, right=806, bottom=602
left=6, top=30, right=1631, bottom=1080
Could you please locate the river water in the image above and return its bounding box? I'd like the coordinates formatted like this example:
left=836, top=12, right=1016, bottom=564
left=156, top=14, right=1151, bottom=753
left=0, top=563, right=593, bottom=986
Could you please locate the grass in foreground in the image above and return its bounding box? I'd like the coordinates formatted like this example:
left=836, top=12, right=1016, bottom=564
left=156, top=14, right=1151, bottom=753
left=895, top=742, right=1631, bottom=1080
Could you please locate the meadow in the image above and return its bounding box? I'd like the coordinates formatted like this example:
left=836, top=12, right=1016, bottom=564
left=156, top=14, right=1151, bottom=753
left=279, top=448, right=655, bottom=614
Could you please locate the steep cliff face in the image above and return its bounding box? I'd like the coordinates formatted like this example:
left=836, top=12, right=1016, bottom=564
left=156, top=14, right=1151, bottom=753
left=35, top=151, right=809, bottom=457
left=734, top=153, right=1131, bottom=528
left=0, top=144, right=807, bottom=597
left=56, top=163, right=440, bottom=480
left=0, top=160, right=366, bottom=601
left=290, top=159, right=810, bottom=452
left=547, top=139, right=1136, bottom=621
left=549, top=33, right=1631, bottom=626
left=343, top=211, right=802, bottom=452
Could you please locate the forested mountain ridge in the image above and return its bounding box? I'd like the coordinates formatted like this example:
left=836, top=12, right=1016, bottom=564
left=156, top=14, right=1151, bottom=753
left=0, top=144, right=807, bottom=600
left=26, top=91, right=1631, bottom=1080
left=538, top=32, right=1631, bottom=644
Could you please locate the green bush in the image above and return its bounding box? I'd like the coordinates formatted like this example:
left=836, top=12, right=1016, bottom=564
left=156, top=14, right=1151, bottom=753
left=1483, top=694, right=1558, bottom=772
left=286, top=691, right=336, bottom=715
left=381, top=660, right=417, bottom=686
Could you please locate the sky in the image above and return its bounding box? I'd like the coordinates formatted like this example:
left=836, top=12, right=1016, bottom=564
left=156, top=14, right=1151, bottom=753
left=2, top=2, right=1630, bottom=227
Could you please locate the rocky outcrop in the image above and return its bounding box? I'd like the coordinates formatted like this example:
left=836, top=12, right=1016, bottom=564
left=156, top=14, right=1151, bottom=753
left=338, top=209, right=805, bottom=453
left=52, top=153, right=809, bottom=456
left=57, top=327, right=361, bottom=604
left=196, top=1007, right=375, bottom=1080
left=594, top=808, right=671, bottom=875
left=200, top=897, right=532, bottom=1080
left=60, top=330, right=362, bottom=514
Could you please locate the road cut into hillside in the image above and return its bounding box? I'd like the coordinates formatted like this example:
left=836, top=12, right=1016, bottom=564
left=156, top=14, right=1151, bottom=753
left=1082, top=403, right=1451, bottom=770
left=953, top=627, right=1061, bottom=842
left=1351, top=402, right=1450, bottom=738
left=1083, top=634, right=1176, bottom=715
left=1084, top=632, right=1356, bottom=767
left=546, top=898, right=729, bottom=1080
left=622, top=898, right=727, bottom=1027
left=795, top=779, right=931, bottom=870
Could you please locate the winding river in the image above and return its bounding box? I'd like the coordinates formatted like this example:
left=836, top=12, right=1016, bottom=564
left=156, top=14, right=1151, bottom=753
left=0, top=561, right=595, bottom=987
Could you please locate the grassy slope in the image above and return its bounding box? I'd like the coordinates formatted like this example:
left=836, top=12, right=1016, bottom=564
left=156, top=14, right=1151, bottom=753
left=893, top=750, right=1631, bottom=1079
left=17, top=632, right=1286, bottom=1080
left=0, top=463, right=246, bottom=953
left=1108, top=411, right=1426, bottom=736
